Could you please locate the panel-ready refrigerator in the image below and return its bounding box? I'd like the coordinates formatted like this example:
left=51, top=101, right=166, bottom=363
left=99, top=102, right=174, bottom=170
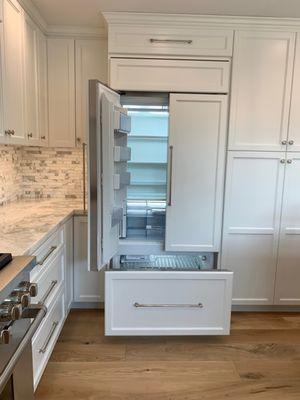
left=88, top=79, right=233, bottom=336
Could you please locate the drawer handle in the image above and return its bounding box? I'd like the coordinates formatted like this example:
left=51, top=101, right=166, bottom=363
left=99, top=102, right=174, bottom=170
left=39, top=321, right=59, bottom=354
left=39, top=280, right=58, bottom=305
left=133, top=302, right=203, bottom=308
left=167, top=145, right=173, bottom=206
left=37, top=246, right=57, bottom=266
left=150, top=39, right=193, bottom=45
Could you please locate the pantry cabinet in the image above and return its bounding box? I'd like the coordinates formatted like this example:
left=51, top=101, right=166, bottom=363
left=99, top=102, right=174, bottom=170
left=228, top=30, right=295, bottom=152
left=222, top=152, right=285, bottom=305
left=274, top=153, right=300, bottom=304
left=1, top=0, right=26, bottom=144
left=165, top=93, right=228, bottom=252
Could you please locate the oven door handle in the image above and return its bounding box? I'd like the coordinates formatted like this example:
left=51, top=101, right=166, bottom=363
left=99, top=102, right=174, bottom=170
left=0, top=305, right=47, bottom=393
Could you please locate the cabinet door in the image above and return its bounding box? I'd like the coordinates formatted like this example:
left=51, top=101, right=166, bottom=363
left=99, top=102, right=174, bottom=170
left=74, top=216, right=103, bottom=303
left=287, top=33, right=300, bottom=152
left=229, top=31, right=295, bottom=151
left=1, top=0, right=25, bottom=143
left=37, top=30, right=48, bottom=146
left=165, top=94, right=228, bottom=252
left=64, top=218, right=73, bottom=312
left=48, top=38, right=75, bottom=147
left=222, top=152, right=285, bottom=305
left=274, top=153, right=300, bottom=304
left=75, top=39, right=107, bottom=146
left=23, top=14, right=40, bottom=145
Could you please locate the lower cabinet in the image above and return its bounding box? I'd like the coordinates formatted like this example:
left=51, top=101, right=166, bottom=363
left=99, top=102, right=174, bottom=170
left=73, top=216, right=104, bottom=304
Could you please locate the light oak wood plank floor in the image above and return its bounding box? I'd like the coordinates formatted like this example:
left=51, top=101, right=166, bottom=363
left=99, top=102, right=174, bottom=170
left=35, top=310, right=300, bottom=400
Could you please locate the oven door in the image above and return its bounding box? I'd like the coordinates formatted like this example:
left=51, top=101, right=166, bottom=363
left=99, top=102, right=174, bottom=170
left=0, top=305, right=46, bottom=400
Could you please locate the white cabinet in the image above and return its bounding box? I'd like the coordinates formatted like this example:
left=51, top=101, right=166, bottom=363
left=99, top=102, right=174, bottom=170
left=75, top=38, right=108, bottom=145
left=64, top=217, right=73, bottom=312
left=1, top=0, right=25, bottom=144
left=287, top=33, right=300, bottom=152
left=23, top=13, right=40, bottom=145
left=110, top=58, right=230, bottom=93
left=274, top=153, right=300, bottom=304
left=37, top=30, right=48, bottom=145
left=229, top=31, right=295, bottom=151
left=47, top=38, right=75, bottom=147
left=165, top=93, right=228, bottom=252
left=222, top=152, right=285, bottom=305
left=74, top=216, right=103, bottom=303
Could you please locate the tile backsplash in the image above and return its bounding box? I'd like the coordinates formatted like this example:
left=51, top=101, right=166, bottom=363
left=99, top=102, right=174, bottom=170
left=0, top=145, right=84, bottom=206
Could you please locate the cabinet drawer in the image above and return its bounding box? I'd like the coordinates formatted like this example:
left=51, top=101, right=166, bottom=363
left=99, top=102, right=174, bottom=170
left=34, top=249, right=64, bottom=307
left=30, top=227, right=64, bottom=280
left=32, top=288, right=65, bottom=390
left=108, top=26, right=233, bottom=57
left=105, top=270, right=233, bottom=336
left=110, top=58, right=230, bottom=93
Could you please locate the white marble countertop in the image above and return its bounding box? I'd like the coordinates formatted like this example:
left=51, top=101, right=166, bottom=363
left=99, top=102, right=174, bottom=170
left=0, top=199, right=85, bottom=256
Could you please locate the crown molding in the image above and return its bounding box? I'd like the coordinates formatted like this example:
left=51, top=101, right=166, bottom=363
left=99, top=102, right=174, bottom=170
left=46, top=25, right=107, bottom=38
left=18, top=0, right=47, bottom=32
left=102, top=11, right=300, bottom=30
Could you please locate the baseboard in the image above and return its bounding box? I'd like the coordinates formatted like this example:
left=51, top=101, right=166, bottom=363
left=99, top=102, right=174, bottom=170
left=71, top=301, right=104, bottom=309
left=232, top=305, right=300, bottom=312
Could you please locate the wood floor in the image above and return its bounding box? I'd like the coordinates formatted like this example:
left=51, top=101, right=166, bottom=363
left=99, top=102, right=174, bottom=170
left=35, top=310, right=300, bottom=400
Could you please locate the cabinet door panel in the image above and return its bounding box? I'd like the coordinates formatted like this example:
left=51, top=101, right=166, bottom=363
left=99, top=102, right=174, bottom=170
left=75, top=39, right=107, bottom=145
left=287, top=33, right=300, bottom=152
left=24, top=14, right=39, bottom=144
left=222, top=152, right=285, bottom=305
left=274, top=153, right=300, bottom=304
left=48, top=38, right=75, bottom=147
left=165, top=94, right=228, bottom=252
left=2, top=0, right=25, bottom=143
left=37, top=30, right=48, bottom=146
left=229, top=31, right=295, bottom=151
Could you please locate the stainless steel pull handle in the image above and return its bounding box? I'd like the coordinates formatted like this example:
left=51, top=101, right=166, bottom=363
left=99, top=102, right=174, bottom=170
left=39, top=280, right=58, bottom=305
left=10, top=130, right=15, bottom=136
left=280, top=159, right=286, bottom=164
left=168, top=145, right=173, bottom=206
left=41, top=135, right=46, bottom=140
left=287, top=159, right=293, bottom=164
left=27, top=133, right=33, bottom=138
left=37, top=246, right=57, bottom=266
left=150, top=39, right=193, bottom=45
left=4, top=130, right=11, bottom=136
left=281, top=140, right=287, bottom=145
left=134, top=302, right=204, bottom=309
left=288, top=140, right=294, bottom=145
left=39, top=321, right=59, bottom=354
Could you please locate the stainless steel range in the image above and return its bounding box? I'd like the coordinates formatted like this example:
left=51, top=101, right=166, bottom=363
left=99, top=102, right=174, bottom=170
left=0, top=257, right=47, bottom=400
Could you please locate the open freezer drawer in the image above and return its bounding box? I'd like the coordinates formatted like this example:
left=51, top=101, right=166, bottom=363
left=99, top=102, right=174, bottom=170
left=105, top=270, right=233, bottom=336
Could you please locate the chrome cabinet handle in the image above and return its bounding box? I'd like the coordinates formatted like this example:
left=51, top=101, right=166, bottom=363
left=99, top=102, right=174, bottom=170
left=150, top=39, right=193, bottom=45
left=4, top=130, right=11, bottom=136
left=287, top=159, right=293, bottom=164
left=27, top=132, right=33, bottom=138
left=10, top=130, right=15, bottom=136
left=39, top=280, right=58, bottom=305
left=168, top=145, right=173, bottom=206
left=37, top=246, right=57, bottom=266
left=41, top=135, right=46, bottom=140
left=281, top=140, right=287, bottom=145
left=288, top=140, right=294, bottom=145
left=39, top=321, right=59, bottom=354
left=280, top=159, right=286, bottom=164
left=134, top=302, right=203, bottom=308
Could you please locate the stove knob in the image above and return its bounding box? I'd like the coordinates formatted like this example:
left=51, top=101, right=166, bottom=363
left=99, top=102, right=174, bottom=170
left=10, top=293, right=31, bottom=308
left=0, top=304, right=22, bottom=322
left=17, top=282, right=38, bottom=298
left=0, top=329, right=10, bottom=345
left=10, top=304, right=22, bottom=321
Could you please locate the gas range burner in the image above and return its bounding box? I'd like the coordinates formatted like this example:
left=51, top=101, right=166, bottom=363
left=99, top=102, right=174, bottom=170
left=0, top=254, right=12, bottom=271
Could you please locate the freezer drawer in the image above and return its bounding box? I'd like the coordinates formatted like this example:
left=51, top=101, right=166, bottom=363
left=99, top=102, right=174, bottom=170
left=105, top=270, right=233, bottom=336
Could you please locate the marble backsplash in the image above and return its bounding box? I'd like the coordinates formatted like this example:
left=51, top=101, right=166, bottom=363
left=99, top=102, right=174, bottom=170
left=0, top=145, right=84, bottom=206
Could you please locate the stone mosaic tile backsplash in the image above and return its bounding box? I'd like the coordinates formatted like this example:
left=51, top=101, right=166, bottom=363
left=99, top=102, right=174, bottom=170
left=0, top=145, right=84, bottom=205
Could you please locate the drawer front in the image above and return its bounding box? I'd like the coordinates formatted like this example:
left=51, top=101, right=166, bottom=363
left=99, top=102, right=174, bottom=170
left=32, top=288, right=65, bottom=390
left=30, top=227, right=64, bottom=280
left=110, top=58, right=230, bottom=93
left=105, top=271, right=233, bottom=336
left=109, top=26, right=233, bottom=57
left=34, top=249, right=64, bottom=307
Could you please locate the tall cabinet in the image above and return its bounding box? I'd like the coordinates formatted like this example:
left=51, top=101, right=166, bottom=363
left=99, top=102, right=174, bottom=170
left=222, top=30, right=300, bottom=305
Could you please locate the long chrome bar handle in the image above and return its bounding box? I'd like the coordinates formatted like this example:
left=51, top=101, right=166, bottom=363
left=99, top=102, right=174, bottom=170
left=134, top=302, right=204, bottom=308
left=150, top=39, right=193, bottom=45
left=168, top=145, right=174, bottom=206
left=38, top=280, right=58, bottom=305
left=39, top=321, right=59, bottom=354
left=37, top=246, right=57, bottom=266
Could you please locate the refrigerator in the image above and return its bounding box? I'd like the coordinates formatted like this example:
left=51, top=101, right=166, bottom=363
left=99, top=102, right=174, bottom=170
left=88, top=80, right=233, bottom=336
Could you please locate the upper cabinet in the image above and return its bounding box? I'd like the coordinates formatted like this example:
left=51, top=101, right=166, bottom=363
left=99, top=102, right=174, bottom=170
left=47, top=38, right=75, bottom=147
left=107, top=24, right=234, bottom=57
left=228, top=30, right=295, bottom=151
left=75, top=39, right=108, bottom=145
left=287, top=33, right=300, bottom=152
left=1, top=0, right=25, bottom=144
